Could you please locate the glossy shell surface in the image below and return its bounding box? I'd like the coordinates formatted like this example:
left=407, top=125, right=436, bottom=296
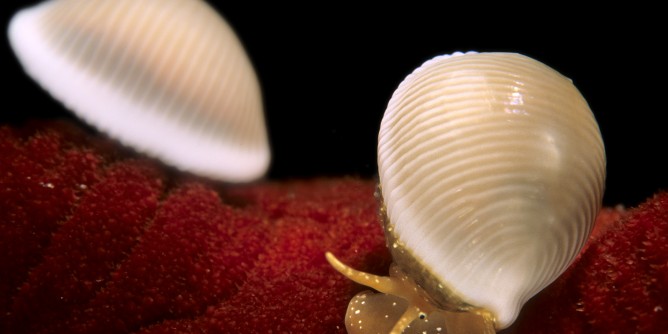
left=8, top=0, right=269, bottom=182
left=377, top=52, right=605, bottom=328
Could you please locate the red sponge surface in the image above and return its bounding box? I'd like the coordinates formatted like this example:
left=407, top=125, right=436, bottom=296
left=1, top=121, right=666, bottom=333
left=505, top=194, right=668, bottom=333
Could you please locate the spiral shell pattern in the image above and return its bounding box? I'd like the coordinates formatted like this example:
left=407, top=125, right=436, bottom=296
left=8, top=0, right=268, bottom=182
left=378, top=52, right=605, bottom=328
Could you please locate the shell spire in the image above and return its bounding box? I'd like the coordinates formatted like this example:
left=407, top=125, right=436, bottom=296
left=8, top=0, right=269, bottom=182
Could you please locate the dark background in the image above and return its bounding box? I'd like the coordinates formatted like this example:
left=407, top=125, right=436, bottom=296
left=2, top=1, right=665, bottom=207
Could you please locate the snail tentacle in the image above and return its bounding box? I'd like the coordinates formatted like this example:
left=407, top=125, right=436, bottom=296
left=326, top=252, right=495, bottom=334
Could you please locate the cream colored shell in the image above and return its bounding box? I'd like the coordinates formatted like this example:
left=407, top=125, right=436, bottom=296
left=377, top=52, right=605, bottom=328
left=8, top=0, right=269, bottom=182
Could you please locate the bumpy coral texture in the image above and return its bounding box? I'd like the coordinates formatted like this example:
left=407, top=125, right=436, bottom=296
left=1, top=121, right=666, bottom=333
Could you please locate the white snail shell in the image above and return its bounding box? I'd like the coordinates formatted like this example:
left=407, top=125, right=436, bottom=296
left=327, top=51, right=605, bottom=333
left=8, top=0, right=269, bottom=182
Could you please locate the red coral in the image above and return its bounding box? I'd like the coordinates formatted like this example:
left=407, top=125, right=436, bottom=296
left=1, top=121, right=666, bottom=333
left=1, top=122, right=105, bottom=325
left=0, top=121, right=389, bottom=334
left=8, top=161, right=163, bottom=334
left=506, top=194, right=668, bottom=333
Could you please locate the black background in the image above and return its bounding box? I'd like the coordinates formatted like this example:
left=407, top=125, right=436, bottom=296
left=2, top=1, right=666, bottom=207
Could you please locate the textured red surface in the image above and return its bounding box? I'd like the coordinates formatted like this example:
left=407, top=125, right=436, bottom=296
left=1, top=121, right=666, bottom=333
left=505, top=194, right=668, bottom=333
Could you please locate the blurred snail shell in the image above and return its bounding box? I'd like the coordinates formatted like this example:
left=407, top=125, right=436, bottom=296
left=8, top=0, right=269, bottom=182
left=327, top=52, right=605, bottom=333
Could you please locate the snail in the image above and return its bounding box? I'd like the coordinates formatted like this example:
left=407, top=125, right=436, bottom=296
left=326, top=52, right=606, bottom=333
left=8, top=0, right=269, bottom=182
